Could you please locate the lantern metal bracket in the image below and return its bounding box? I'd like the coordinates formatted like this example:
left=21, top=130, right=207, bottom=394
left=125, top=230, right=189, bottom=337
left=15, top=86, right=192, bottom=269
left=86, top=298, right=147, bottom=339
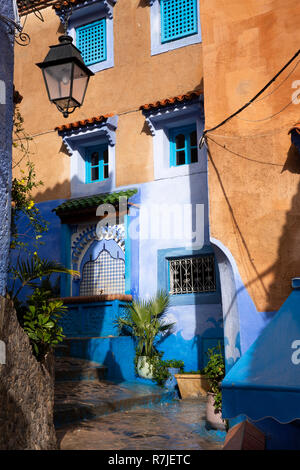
left=55, top=0, right=74, bottom=34
left=0, top=12, right=31, bottom=46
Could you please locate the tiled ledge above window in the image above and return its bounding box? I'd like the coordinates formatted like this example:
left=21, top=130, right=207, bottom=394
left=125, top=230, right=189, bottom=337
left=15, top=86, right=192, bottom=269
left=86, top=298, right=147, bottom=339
left=140, top=90, right=205, bottom=180
left=54, top=0, right=118, bottom=73
left=149, top=0, right=202, bottom=56
left=55, top=114, right=118, bottom=197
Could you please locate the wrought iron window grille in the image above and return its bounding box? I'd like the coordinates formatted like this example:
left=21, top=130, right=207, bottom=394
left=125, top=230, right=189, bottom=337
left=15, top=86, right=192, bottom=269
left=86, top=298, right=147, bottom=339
left=169, top=255, right=216, bottom=295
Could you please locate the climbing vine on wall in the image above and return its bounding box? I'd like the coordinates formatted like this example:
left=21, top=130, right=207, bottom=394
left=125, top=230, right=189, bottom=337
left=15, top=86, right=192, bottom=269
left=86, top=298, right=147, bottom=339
left=9, top=104, right=78, bottom=361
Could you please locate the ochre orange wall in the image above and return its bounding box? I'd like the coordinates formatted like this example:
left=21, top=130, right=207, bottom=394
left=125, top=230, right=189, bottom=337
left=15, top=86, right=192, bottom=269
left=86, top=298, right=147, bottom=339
left=200, top=0, right=300, bottom=311
left=13, top=1, right=203, bottom=199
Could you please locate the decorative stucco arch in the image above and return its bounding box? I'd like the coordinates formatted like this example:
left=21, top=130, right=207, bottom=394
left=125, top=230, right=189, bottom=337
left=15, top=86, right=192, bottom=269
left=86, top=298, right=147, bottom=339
left=210, top=237, right=242, bottom=371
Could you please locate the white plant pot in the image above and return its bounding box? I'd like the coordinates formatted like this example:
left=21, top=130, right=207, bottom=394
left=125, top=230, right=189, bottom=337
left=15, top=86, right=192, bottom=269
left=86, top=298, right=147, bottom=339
left=206, top=392, right=226, bottom=430
left=137, top=356, right=154, bottom=379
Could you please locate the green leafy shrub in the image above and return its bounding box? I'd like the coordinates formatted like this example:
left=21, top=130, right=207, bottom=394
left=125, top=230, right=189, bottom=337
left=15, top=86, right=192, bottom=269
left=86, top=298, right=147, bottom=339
left=164, top=359, right=184, bottom=371
left=135, top=354, right=185, bottom=387
left=10, top=110, right=76, bottom=363
left=203, top=343, right=225, bottom=413
left=180, top=369, right=205, bottom=374
left=23, top=289, right=67, bottom=361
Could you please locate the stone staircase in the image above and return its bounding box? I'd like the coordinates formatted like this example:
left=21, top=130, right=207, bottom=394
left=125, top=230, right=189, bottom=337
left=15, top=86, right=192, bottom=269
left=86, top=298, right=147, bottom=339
left=54, top=354, right=174, bottom=428
left=55, top=356, right=107, bottom=382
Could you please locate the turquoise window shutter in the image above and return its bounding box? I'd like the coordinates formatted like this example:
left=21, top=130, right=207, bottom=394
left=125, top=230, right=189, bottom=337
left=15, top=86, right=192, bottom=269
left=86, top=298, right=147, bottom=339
left=76, top=19, right=107, bottom=66
left=161, top=0, right=198, bottom=44
left=85, top=145, right=109, bottom=183
left=169, top=124, right=197, bottom=167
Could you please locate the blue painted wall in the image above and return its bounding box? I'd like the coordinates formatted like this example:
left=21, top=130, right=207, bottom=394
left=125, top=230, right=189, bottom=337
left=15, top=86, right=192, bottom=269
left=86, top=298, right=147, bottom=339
left=0, top=0, right=14, bottom=295
left=11, top=184, right=277, bottom=380
left=8, top=199, right=65, bottom=300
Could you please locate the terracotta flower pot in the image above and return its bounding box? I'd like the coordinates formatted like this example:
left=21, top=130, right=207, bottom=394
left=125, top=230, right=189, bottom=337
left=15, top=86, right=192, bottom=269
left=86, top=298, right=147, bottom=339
left=174, top=373, right=209, bottom=399
left=136, top=356, right=154, bottom=379
left=206, top=392, right=226, bottom=430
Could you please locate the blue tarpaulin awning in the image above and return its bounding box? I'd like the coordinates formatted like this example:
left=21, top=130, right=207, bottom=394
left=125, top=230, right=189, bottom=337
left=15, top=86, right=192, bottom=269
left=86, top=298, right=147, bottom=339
left=222, top=278, right=300, bottom=424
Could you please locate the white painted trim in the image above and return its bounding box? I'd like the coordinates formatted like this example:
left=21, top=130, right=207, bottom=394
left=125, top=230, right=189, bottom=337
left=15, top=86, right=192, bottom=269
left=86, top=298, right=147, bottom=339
left=70, top=139, right=116, bottom=197
left=144, top=101, right=206, bottom=180
left=68, top=1, right=114, bottom=73
left=150, top=0, right=202, bottom=56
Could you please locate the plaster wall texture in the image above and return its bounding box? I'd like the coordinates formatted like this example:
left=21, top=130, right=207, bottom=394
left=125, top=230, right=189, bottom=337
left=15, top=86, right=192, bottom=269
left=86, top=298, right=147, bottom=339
left=132, top=171, right=223, bottom=371
left=13, top=1, right=203, bottom=197
left=200, top=0, right=300, bottom=312
left=22, top=165, right=223, bottom=372
left=0, top=0, right=14, bottom=295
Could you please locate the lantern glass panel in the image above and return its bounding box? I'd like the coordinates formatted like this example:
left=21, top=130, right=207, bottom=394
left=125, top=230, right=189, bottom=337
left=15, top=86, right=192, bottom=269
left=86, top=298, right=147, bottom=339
left=43, top=63, right=73, bottom=101
left=71, top=63, right=89, bottom=105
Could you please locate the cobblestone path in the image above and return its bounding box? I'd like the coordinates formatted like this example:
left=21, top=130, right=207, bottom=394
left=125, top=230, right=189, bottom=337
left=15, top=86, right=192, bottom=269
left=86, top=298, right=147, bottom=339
left=56, top=399, right=225, bottom=450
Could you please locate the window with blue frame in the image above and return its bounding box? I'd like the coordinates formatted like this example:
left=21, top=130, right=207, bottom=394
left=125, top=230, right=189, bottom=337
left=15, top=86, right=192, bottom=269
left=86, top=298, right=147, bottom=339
left=169, top=255, right=216, bottom=295
left=85, top=145, right=109, bottom=183
left=161, top=0, right=198, bottom=43
left=76, top=18, right=107, bottom=66
left=169, top=124, right=198, bottom=167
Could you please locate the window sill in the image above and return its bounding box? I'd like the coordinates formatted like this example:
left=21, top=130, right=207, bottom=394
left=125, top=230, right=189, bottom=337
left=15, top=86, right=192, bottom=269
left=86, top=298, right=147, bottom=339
left=151, top=34, right=201, bottom=56
left=169, top=292, right=221, bottom=306
left=61, top=294, right=132, bottom=304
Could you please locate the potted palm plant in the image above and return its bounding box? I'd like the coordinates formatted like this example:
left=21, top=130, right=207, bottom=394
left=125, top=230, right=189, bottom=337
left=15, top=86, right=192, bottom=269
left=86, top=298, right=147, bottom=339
left=114, top=290, right=175, bottom=379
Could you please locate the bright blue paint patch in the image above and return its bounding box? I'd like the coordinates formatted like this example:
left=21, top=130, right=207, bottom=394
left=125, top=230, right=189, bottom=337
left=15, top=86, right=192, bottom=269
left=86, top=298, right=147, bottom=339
left=61, top=299, right=128, bottom=337
left=127, top=190, right=140, bottom=299
left=291, top=129, right=300, bottom=152
left=60, top=223, right=72, bottom=297
left=157, top=331, right=224, bottom=372
left=9, top=199, right=65, bottom=300
left=124, top=214, right=131, bottom=295
left=222, top=286, right=300, bottom=425
left=292, top=277, right=300, bottom=289
left=76, top=18, right=107, bottom=66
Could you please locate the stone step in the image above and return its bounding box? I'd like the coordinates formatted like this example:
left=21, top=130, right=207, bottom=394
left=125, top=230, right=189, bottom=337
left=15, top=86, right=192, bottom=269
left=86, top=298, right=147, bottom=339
left=54, top=379, right=175, bottom=428
left=55, top=357, right=107, bottom=382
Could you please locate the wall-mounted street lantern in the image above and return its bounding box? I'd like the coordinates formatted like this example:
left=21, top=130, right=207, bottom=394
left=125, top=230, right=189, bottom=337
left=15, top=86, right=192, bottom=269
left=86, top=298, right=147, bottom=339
left=36, top=0, right=94, bottom=118
left=36, top=34, right=94, bottom=118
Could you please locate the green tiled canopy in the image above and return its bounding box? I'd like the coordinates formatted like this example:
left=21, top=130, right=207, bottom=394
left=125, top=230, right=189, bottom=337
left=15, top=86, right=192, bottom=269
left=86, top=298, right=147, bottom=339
left=53, top=189, right=137, bottom=215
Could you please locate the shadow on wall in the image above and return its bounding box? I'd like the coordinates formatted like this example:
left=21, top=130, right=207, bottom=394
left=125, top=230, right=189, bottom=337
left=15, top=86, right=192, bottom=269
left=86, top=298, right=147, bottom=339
left=207, top=139, right=300, bottom=315
left=266, top=144, right=300, bottom=311
left=102, top=341, right=125, bottom=383
left=34, top=178, right=71, bottom=203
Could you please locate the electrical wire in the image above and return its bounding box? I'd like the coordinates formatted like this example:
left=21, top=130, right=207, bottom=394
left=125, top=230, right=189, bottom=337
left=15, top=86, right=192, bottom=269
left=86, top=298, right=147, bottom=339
left=205, top=135, right=283, bottom=167
left=254, top=59, right=300, bottom=103
left=236, top=96, right=296, bottom=123
left=200, top=48, right=300, bottom=146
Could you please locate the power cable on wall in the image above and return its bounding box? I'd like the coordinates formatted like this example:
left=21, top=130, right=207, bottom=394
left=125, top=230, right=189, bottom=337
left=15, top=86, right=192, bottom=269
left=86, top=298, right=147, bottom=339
left=12, top=106, right=144, bottom=143
left=205, top=134, right=283, bottom=167
left=235, top=96, right=296, bottom=123
left=199, top=48, right=300, bottom=148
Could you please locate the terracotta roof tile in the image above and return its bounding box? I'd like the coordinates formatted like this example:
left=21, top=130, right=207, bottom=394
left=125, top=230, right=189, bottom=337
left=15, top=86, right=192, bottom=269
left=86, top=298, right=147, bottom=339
left=53, top=0, right=91, bottom=10
left=289, top=123, right=300, bottom=135
left=140, top=90, right=203, bottom=112
left=17, top=0, right=57, bottom=15
left=55, top=114, right=114, bottom=133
